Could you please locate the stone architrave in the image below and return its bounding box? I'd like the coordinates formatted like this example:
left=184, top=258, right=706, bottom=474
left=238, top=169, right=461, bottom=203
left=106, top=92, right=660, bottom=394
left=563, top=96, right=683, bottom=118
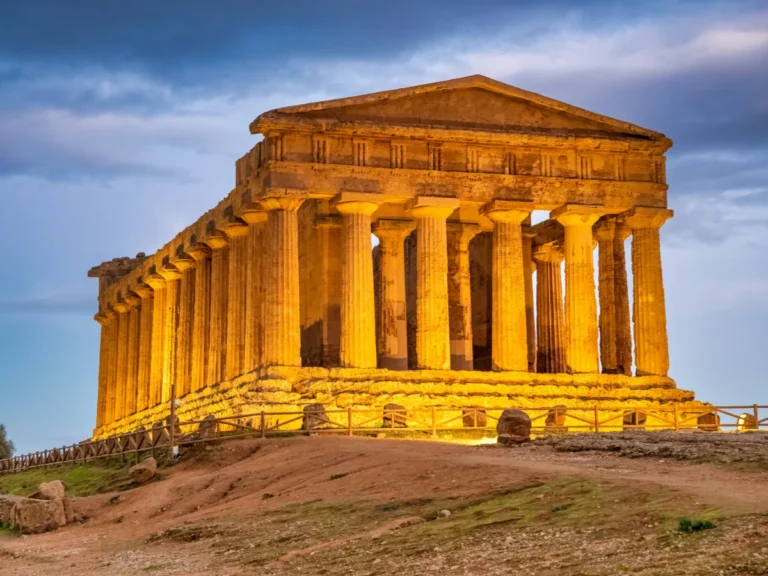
left=481, top=200, right=533, bottom=372
left=372, top=219, right=415, bottom=370
left=533, top=243, right=566, bottom=374
left=241, top=207, right=267, bottom=372
left=187, top=243, right=211, bottom=392
left=133, top=283, right=154, bottom=412
left=222, top=219, right=249, bottom=380
left=594, top=218, right=632, bottom=375
left=204, top=232, right=229, bottom=384
left=552, top=204, right=602, bottom=374
left=333, top=193, right=381, bottom=368
left=111, top=300, right=130, bottom=421
left=262, top=197, right=305, bottom=367
left=447, top=221, right=480, bottom=370
left=173, top=253, right=196, bottom=397
left=406, top=196, right=460, bottom=370
left=620, top=207, right=673, bottom=377
left=123, top=292, right=142, bottom=416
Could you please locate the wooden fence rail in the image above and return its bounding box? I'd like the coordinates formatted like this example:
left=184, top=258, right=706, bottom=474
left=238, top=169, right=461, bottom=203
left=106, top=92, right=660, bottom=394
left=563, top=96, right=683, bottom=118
left=1, top=404, right=765, bottom=475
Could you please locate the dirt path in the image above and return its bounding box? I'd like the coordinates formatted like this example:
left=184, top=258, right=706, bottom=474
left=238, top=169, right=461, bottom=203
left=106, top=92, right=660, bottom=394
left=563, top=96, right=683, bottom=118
left=1, top=436, right=767, bottom=575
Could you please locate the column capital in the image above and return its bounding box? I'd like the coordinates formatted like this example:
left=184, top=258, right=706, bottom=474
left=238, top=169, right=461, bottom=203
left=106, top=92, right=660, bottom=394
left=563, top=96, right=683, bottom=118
left=332, top=192, right=382, bottom=216
left=203, top=230, right=229, bottom=251
left=533, top=242, right=564, bottom=264
left=261, top=196, right=305, bottom=212
left=112, top=300, right=130, bottom=314
left=315, top=214, right=342, bottom=229
left=594, top=217, right=631, bottom=243
left=447, top=221, right=481, bottom=246
left=372, top=218, right=415, bottom=241
left=172, top=253, right=196, bottom=271
left=241, top=206, right=267, bottom=225
left=480, top=200, right=534, bottom=223
left=220, top=217, right=249, bottom=238
left=134, top=282, right=153, bottom=299
left=158, top=264, right=182, bottom=281
left=94, top=311, right=114, bottom=326
left=619, top=207, right=673, bottom=230
left=187, top=243, right=211, bottom=262
left=551, top=204, right=603, bottom=227
left=406, top=196, right=459, bottom=219
left=144, top=273, right=166, bottom=290
left=124, top=293, right=141, bottom=308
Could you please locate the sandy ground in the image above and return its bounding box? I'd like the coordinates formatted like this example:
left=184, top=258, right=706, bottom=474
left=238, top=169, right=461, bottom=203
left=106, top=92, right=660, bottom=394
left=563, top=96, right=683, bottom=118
left=2, top=435, right=768, bottom=575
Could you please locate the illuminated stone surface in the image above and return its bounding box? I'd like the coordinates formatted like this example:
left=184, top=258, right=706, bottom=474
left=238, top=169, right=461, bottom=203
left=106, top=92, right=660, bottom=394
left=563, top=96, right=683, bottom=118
left=86, top=76, right=703, bottom=436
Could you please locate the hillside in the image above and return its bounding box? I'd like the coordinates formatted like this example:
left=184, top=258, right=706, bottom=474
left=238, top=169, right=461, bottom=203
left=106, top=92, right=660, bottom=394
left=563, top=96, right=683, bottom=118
left=2, top=434, right=768, bottom=575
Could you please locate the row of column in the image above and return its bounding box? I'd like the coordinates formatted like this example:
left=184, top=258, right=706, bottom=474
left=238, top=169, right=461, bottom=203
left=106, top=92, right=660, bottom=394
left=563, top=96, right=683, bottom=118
left=95, top=195, right=672, bottom=428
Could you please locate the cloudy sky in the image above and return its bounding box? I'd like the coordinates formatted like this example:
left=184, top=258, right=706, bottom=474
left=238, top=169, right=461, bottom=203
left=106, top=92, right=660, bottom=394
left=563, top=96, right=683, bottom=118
left=0, top=0, right=766, bottom=453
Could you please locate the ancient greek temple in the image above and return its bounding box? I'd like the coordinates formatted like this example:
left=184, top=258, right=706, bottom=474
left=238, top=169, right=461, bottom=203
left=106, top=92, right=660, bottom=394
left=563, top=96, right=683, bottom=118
left=90, top=75, right=698, bottom=437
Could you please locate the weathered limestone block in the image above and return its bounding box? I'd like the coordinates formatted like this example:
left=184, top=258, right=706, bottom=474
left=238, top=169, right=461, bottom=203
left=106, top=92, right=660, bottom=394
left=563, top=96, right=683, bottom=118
left=737, top=413, right=757, bottom=431
left=545, top=405, right=567, bottom=432
left=697, top=412, right=720, bottom=432
left=12, top=498, right=66, bottom=534
left=623, top=410, right=647, bottom=430
left=33, top=480, right=65, bottom=501
left=130, top=457, right=157, bottom=483
left=496, top=409, right=531, bottom=444
left=383, top=403, right=408, bottom=428
left=0, top=494, right=24, bottom=525
left=302, top=403, right=330, bottom=431
left=462, top=408, right=487, bottom=428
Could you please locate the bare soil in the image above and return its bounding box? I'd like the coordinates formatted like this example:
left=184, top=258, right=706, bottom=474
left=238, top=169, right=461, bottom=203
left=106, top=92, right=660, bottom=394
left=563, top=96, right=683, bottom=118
left=2, top=433, right=768, bottom=575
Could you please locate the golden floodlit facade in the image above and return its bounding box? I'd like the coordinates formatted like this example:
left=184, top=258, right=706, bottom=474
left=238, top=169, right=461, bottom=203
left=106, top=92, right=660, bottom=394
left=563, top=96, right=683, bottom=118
left=89, top=75, right=703, bottom=437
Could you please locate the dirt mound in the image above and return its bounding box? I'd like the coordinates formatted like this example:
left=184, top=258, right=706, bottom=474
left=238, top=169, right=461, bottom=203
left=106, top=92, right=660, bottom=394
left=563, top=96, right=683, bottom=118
left=537, top=430, right=768, bottom=467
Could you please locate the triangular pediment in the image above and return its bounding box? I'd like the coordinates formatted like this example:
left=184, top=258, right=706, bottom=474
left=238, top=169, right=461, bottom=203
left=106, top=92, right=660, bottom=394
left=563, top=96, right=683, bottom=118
left=252, top=75, right=666, bottom=142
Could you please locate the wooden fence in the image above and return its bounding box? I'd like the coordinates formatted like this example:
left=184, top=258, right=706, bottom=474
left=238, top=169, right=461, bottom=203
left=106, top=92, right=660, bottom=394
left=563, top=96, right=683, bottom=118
left=1, top=404, right=765, bottom=475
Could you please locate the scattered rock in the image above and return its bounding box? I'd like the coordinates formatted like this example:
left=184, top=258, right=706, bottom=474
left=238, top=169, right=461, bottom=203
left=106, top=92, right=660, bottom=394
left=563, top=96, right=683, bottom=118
left=383, top=404, right=408, bottom=428
left=33, top=480, right=66, bottom=501
left=0, top=494, right=24, bottom=525
left=496, top=409, right=532, bottom=445
left=369, top=516, right=426, bottom=539
left=697, top=412, right=720, bottom=432
left=545, top=405, right=568, bottom=433
left=130, top=457, right=157, bottom=483
left=462, top=408, right=488, bottom=428
left=198, top=415, right=217, bottom=439
left=737, top=413, right=758, bottom=431
left=439, top=509, right=451, bottom=518
left=11, top=498, right=66, bottom=534
left=302, top=404, right=329, bottom=432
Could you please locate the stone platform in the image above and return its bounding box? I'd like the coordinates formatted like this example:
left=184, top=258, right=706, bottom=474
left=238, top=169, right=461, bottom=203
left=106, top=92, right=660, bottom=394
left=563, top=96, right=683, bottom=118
left=94, top=367, right=707, bottom=438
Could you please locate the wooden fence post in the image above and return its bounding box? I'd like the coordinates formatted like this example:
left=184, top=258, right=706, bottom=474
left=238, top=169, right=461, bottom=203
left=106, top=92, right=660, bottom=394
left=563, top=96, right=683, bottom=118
left=754, top=404, right=760, bottom=430
left=260, top=411, right=266, bottom=438
left=347, top=407, right=353, bottom=437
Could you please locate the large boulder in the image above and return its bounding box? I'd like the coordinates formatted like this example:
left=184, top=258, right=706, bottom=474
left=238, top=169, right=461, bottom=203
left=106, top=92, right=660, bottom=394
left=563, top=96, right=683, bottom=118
left=11, top=498, right=66, bottom=534
left=129, top=457, right=157, bottom=483
left=737, top=413, right=758, bottom=431
left=698, top=412, right=720, bottom=432
left=62, top=497, right=76, bottom=524
left=496, top=409, right=531, bottom=445
left=383, top=404, right=408, bottom=428
left=545, top=406, right=568, bottom=433
left=462, top=408, right=488, bottom=428
left=302, top=404, right=329, bottom=432
left=198, top=415, right=217, bottom=440
left=32, top=480, right=66, bottom=501
left=0, top=494, right=24, bottom=525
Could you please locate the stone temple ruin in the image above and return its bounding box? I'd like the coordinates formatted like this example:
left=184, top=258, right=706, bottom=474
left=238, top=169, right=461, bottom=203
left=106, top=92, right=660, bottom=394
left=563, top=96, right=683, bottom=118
left=88, top=75, right=704, bottom=437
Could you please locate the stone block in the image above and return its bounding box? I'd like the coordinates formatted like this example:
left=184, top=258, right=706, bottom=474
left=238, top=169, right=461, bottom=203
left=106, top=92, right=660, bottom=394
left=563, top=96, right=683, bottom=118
left=496, top=409, right=531, bottom=445
left=129, top=457, right=157, bottom=483
left=11, top=498, right=66, bottom=534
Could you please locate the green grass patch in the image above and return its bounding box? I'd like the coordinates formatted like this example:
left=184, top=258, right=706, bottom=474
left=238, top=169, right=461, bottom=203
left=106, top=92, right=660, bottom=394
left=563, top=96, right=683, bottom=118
left=678, top=518, right=716, bottom=533
left=0, top=460, right=137, bottom=497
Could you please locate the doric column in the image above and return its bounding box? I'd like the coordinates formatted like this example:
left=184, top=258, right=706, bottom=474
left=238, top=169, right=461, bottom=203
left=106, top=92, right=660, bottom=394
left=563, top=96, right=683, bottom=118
left=334, top=193, right=380, bottom=368
left=145, top=273, right=167, bottom=407
left=594, top=218, right=632, bottom=375
left=552, top=204, right=602, bottom=374
left=94, top=311, right=114, bottom=428
left=533, top=244, right=566, bottom=374
left=242, top=208, right=267, bottom=372
left=481, top=200, right=533, bottom=372
left=204, top=232, right=229, bottom=384
left=372, top=219, right=414, bottom=370
left=188, top=243, right=211, bottom=391
left=522, top=221, right=537, bottom=371
left=406, top=196, right=460, bottom=370
left=103, top=309, right=118, bottom=424
left=158, top=265, right=181, bottom=403
left=134, top=283, right=154, bottom=411
left=174, top=254, right=196, bottom=396
left=112, top=300, right=130, bottom=421
left=222, top=219, right=249, bottom=379
left=262, top=197, right=305, bottom=367
left=621, top=207, right=673, bottom=377
left=447, top=221, right=480, bottom=370
left=123, top=293, right=141, bottom=416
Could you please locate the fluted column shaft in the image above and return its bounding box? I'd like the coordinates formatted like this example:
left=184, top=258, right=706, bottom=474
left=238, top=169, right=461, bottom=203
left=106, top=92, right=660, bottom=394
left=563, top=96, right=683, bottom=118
left=146, top=274, right=167, bottom=407
left=553, top=206, right=601, bottom=374
left=482, top=201, right=532, bottom=372
left=135, top=285, right=154, bottom=411
left=447, top=222, right=480, bottom=370
left=533, top=245, right=566, bottom=373
left=407, top=197, right=458, bottom=370
left=206, top=234, right=229, bottom=384
left=242, top=211, right=266, bottom=371
left=622, top=208, right=673, bottom=376
left=174, top=257, right=196, bottom=396
left=262, top=198, right=304, bottom=367
left=157, top=268, right=181, bottom=403
left=372, top=220, right=413, bottom=370
left=334, top=197, right=379, bottom=368
left=104, top=312, right=118, bottom=424
left=189, top=246, right=211, bottom=391
left=94, top=311, right=114, bottom=428
left=522, top=222, right=536, bottom=371
left=112, top=302, right=130, bottom=420
left=223, top=222, right=249, bottom=379
left=124, top=295, right=141, bottom=416
left=595, top=219, right=632, bottom=375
